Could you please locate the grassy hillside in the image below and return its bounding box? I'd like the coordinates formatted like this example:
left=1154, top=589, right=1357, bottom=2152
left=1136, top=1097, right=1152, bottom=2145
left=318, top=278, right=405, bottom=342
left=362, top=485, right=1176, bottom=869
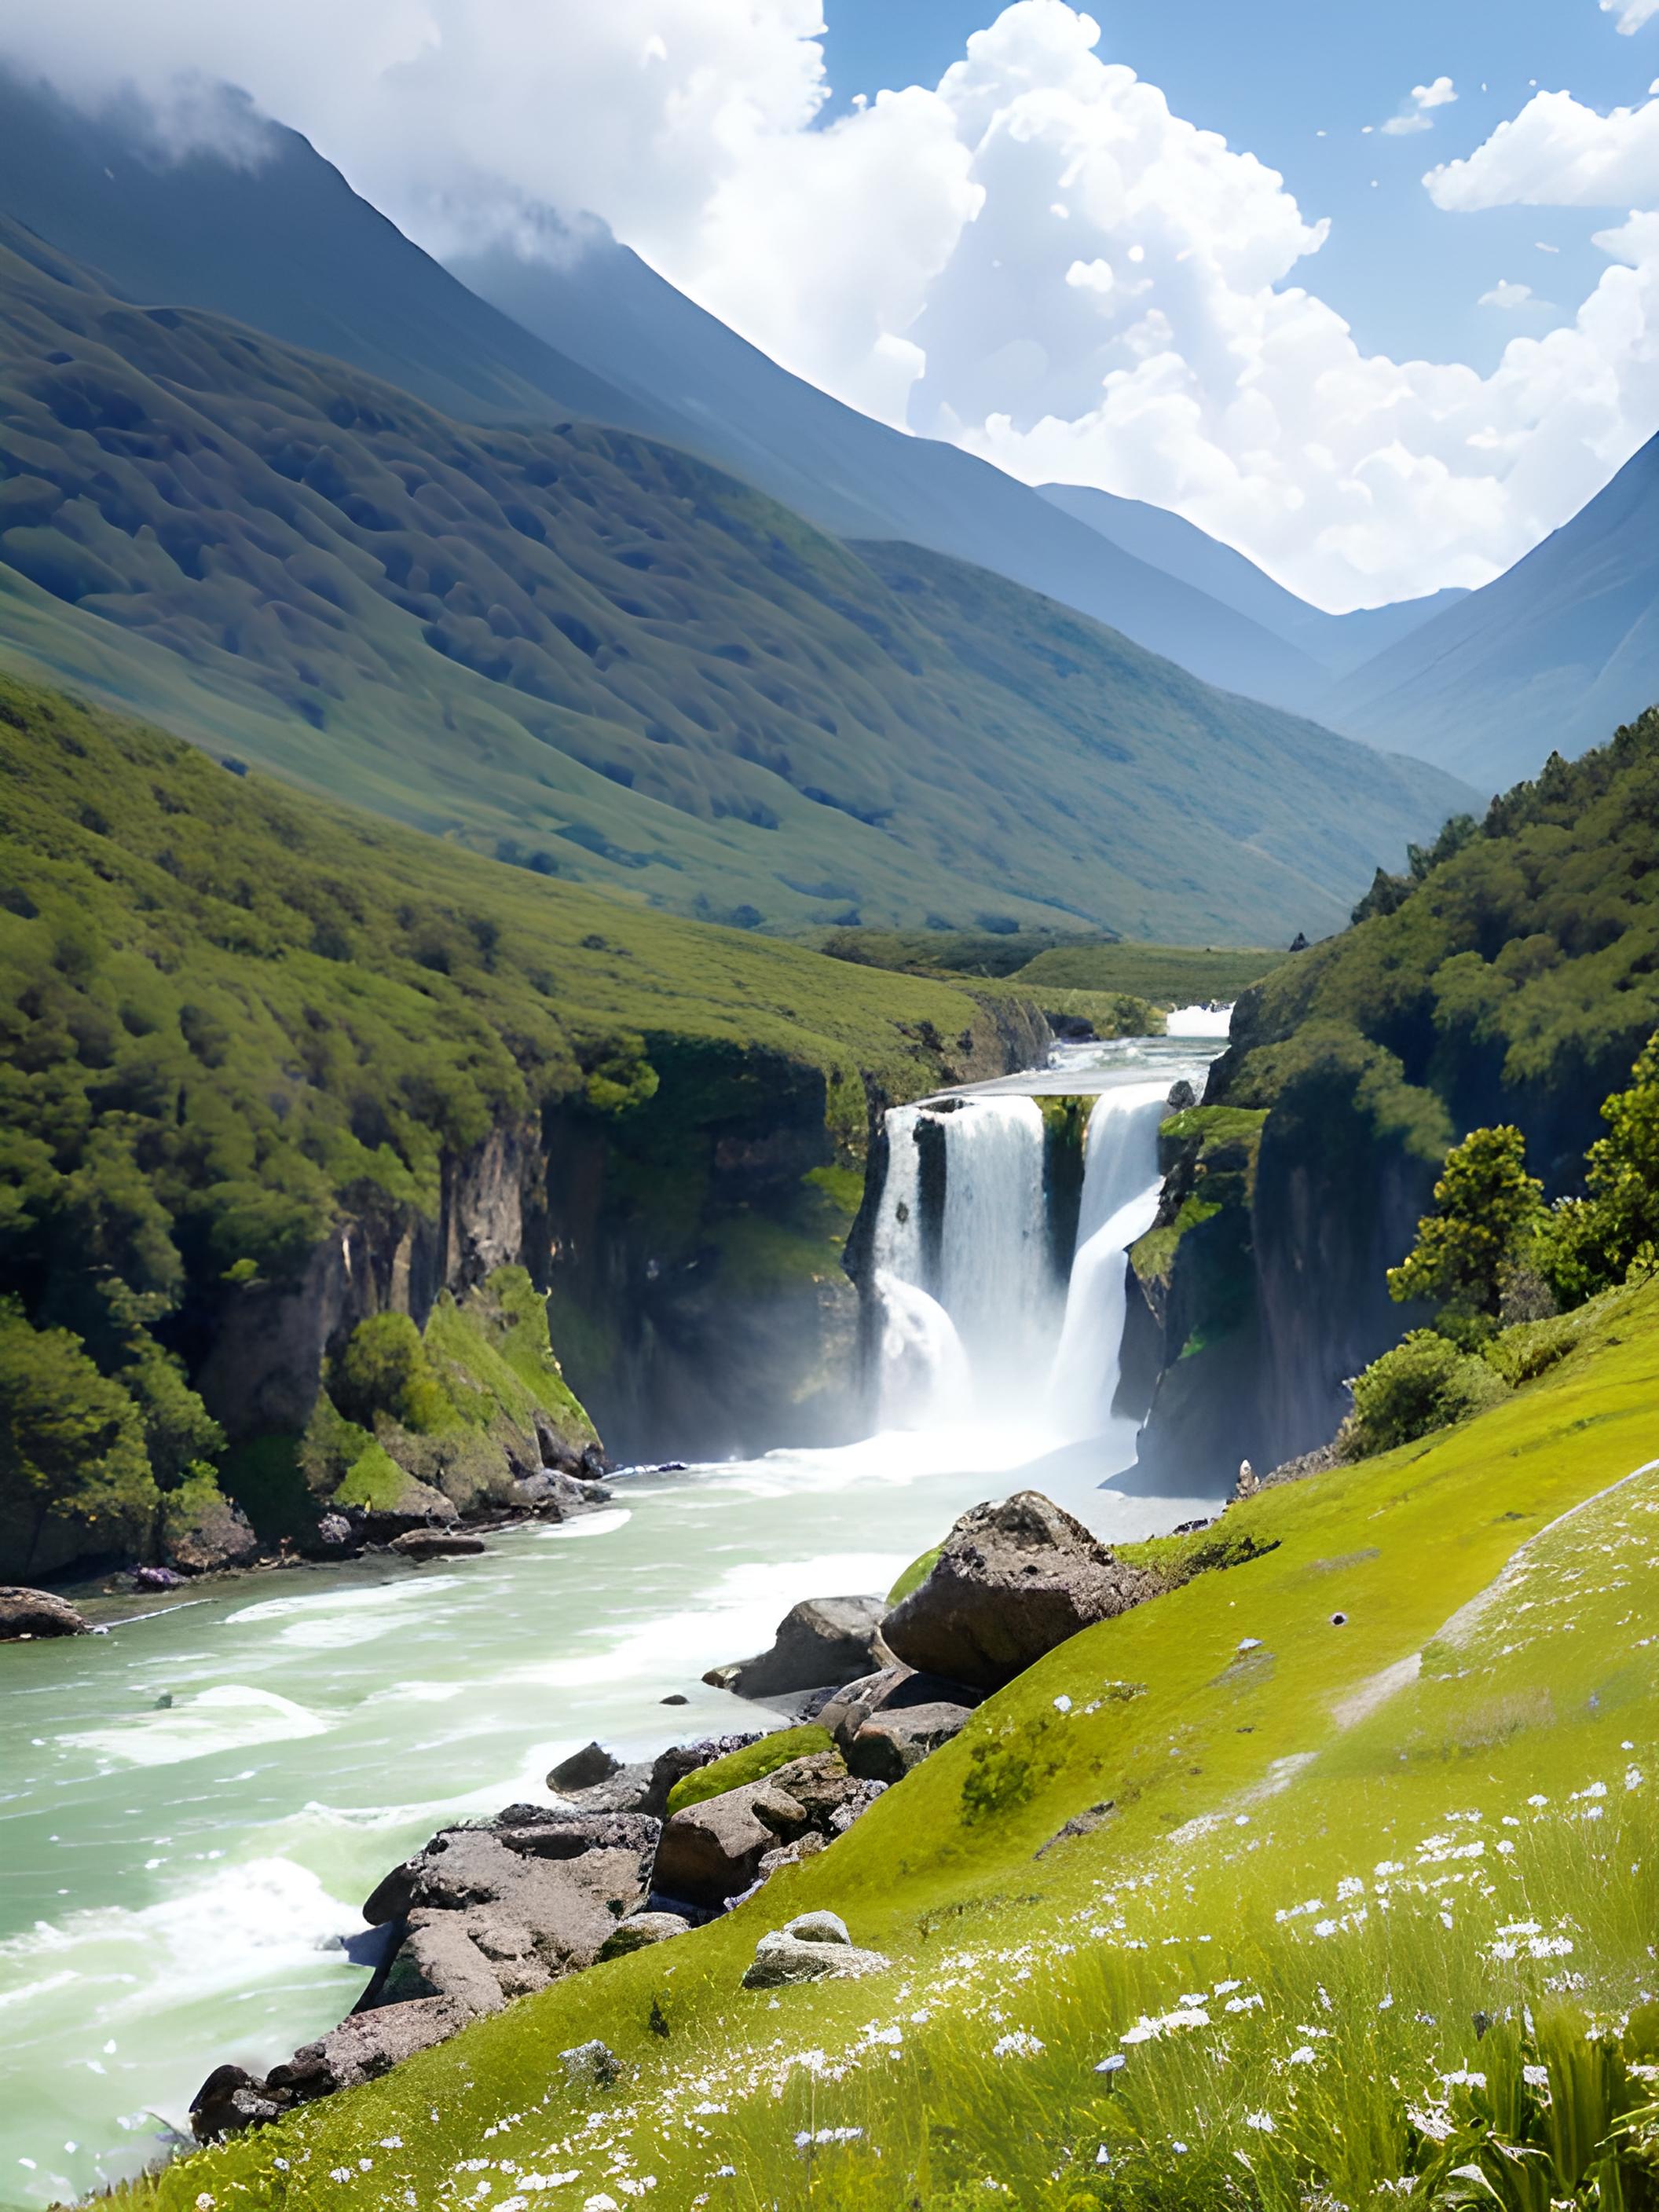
left=1013, top=941, right=1286, bottom=1005
left=134, top=1271, right=1659, bottom=2209
left=0, top=219, right=1468, bottom=945
left=0, top=671, right=1039, bottom=1569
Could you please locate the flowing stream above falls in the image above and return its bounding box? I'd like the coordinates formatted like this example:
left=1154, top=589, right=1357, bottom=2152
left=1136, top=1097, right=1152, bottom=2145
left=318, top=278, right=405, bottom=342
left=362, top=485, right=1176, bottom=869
left=0, top=1031, right=1224, bottom=2207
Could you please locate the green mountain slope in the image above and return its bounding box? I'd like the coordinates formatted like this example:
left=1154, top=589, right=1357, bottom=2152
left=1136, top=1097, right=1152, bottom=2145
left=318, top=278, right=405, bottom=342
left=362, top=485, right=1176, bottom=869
left=0, top=218, right=1470, bottom=945
left=0, top=670, right=1046, bottom=1573
left=133, top=1272, right=1659, bottom=2210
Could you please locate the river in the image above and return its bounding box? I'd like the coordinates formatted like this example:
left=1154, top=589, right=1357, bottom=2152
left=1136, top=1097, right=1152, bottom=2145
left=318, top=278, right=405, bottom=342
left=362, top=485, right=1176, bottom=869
left=0, top=1029, right=1225, bottom=2208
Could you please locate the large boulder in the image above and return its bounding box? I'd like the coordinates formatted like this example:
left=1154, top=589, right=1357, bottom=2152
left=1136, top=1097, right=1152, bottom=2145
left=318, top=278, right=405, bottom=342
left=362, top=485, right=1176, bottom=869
left=881, top=1490, right=1159, bottom=1690
left=0, top=1587, right=90, bottom=1640
left=165, top=1493, right=261, bottom=1576
left=361, top=1807, right=660, bottom=2012
left=512, top=1468, right=611, bottom=1519
left=652, top=1749, right=877, bottom=1910
left=848, top=1701, right=976, bottom=1782
left=710, top=1595, right=889, bottom=1701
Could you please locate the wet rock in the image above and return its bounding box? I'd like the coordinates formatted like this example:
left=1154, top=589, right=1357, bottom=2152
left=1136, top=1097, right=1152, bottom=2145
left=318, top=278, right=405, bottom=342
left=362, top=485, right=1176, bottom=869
left=549, top=1741, right=621, bottom=1793
left=595, top=1911, right=691, bottom=1962
left=351, top=1480, right=458, bottom=1544
left=166, top=1495, right=261, bottom=1576
left=559, top=2038, right=621, bottom=2088
left=881, top=1490, right=1159, bottom=1690
left=741, top=1912, right=890, bottom=1990
left=0, top=1586, right=90, bottom=1639
left=712, top=1595, right=890, bottom=1701
left=513, top=1467, right=610, bottom=1519
left=390, top=1528, right=487, bottom=1562
left=661, top=1692, right=689, bottom=1706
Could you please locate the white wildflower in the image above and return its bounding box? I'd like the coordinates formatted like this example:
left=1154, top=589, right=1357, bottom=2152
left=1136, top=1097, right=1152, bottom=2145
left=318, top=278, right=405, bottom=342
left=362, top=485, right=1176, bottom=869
left=991, top=2031, right=1044, bottom=2058
left=1053, top=1694, right=1072, bottom=1713
left=1245, top=2111, right=1276, bottom=2133
left=1289, top=2046, right=1317, bottom=2066
left=1314, top=1918, right=1339, bottom=1938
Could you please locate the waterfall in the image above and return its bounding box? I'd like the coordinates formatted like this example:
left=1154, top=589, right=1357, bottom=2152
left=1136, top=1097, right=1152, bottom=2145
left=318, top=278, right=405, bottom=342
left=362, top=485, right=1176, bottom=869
left=1046, top=1082, right=1175, bottom=1443
left=870, top=1071, right=1185, bottom=1460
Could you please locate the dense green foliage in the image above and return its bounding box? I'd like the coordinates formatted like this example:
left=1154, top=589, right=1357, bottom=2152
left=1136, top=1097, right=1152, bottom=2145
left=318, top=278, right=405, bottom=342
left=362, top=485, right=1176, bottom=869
left=0, top=220, right=1464, bottom=944
left=140, top=1275, right=1659, bottom=2210
left=1385, top=1123, right=1545, bottom=1339
left=1346, top=1327, right=1510, bottom=1454
left=819, top=925, right=1102, bottom=979
left=1218, top=711, right=1659, bottom=1185
left=0, top=671, right=1042, bottom=1569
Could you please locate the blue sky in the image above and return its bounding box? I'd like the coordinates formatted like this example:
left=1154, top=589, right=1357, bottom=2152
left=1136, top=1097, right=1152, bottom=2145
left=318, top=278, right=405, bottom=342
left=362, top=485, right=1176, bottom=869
left=822, top=0, right=1659, bottom=373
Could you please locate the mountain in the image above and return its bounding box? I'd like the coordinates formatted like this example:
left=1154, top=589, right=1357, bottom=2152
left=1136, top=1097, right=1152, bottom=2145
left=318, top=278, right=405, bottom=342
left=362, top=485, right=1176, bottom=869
left=1038, top=480, right=1467, bottom=679
left=0, top=216, right=1471, bottom=945
left=0, top=66, right=1334, bottom=717
left=0, top=66, right=687, bottom=444
left=1328, top=432, right=1659, bottom=789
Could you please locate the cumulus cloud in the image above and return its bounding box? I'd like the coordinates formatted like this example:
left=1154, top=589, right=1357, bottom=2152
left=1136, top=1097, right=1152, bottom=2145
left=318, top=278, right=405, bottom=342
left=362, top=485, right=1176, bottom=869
left=4, top=4, right=1659, bottom=610
left=1428, top=87, right=1659, bottom=207
left=1604, top=0, right=1659, bottom=33
left=1380, top=75, right=1458, bottom=136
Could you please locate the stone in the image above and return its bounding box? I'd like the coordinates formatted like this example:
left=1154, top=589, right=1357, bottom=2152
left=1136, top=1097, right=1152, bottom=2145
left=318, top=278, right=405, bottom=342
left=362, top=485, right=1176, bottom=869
left=548, top=1741, right=621, bottom=1793
left=560, top=1760, right=653, bottom=1815
left=650, top=1749, right=865, bottom=1910
left=390, top=1528, right=487, bottom=1561
left=270, top=1998, right=468, bottom=2099
left=741, top=1925, right=890, bottom=1990
left=166, top=1495, right=261, bottom=1576
left=0, top=1586, right=90, bottom=1639
left=351, top=1480, right=459, bottom=1544
left=819, top=1665, right=983, bottom=1761
left=638, top=1734, right=764, bottom=1820
left=786, top=1910, right=851, bottom=1946
left=559, top=2039, right=622, bottom=2088
left=132, top=1564, right=186, bottom=1592
left=881, top=1490, right=1159, bottom=1691
left=360, top=1809, right=660, bottom=2011
left=595, top=1911, right=691, bottom=1963
left=661, top=1692, right=688, bottom=1706
left=848, top=1701, right=975, bottom=1782
left=827, top=1780, right=887, bottom=1837
left=717, top=1595, right=890, bottom=1701
left=189, top=2064, right=292, bottom=2141
left=513, top=1468, right=606, bottom=1521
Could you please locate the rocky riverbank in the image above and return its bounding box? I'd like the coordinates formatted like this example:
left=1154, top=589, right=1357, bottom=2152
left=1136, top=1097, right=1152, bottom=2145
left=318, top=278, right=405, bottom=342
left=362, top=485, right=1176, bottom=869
left=185, top=1487, right=1273, bottom=2143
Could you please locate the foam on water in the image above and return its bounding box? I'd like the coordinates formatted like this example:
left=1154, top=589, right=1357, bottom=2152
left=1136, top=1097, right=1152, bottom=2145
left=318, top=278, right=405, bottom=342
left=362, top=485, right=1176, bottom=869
left=60, top=1685, right=333, bottom=1768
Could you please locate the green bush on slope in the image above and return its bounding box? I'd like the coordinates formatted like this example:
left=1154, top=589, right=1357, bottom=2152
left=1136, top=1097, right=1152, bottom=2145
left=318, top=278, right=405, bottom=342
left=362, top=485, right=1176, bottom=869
left=137, top=1277, right=1659, bottom=2211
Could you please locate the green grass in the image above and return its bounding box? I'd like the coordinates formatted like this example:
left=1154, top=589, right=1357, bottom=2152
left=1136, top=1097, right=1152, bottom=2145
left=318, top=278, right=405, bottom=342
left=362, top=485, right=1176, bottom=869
left=665, top=1727, right=837, bottom=1817
left=1013, top=942, right=1288, bottom=1004
left=131, top=1278, right=1659, bottom=2211
left=0, top=218, right=1465, bottom=944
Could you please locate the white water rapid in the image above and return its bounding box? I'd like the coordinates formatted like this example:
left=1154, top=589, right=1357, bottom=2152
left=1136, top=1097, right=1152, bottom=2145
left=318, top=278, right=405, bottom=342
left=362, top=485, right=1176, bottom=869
left=0, top=1035, right=1225, bottom=2206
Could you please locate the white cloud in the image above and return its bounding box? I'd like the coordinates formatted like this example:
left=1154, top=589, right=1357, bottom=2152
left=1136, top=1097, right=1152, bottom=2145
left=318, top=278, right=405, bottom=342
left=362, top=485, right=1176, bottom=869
left=4, top=6, right=1659, bottom=611
left=1479, top=279, right=1536, bottom=308
left=1604, top=0, right=1659, bottom=33
left=1427, top=86, right=1659, bottom=208
left=1380, top=75, right=1456, bottom=135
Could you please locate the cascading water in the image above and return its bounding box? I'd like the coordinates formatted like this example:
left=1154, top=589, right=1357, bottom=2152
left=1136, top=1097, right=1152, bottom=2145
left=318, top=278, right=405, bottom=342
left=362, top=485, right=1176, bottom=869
left=870, top=1049, right=1214, bottom=1469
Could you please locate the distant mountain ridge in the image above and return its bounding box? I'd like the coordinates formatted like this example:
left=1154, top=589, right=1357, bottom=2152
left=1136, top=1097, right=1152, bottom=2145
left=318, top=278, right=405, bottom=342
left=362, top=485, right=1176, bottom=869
left=0, top=214, right=1472, bottom=943
left=1037, top=482, right=1467, bottom=679
left=1327, top=430, right=1659, bottom=789
left=0, top=65, right=1343, bottom=720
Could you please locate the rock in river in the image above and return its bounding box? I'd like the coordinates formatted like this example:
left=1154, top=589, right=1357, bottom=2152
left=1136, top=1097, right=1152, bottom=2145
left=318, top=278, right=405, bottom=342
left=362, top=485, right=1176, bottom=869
left=704, top=1594, right=889, bottom=1700
left=881, top=1490, right=1159, bottom=1691
left=390, top=1528, right=488, bottom=1562
left=0, top=1586, right=90, bottom=1640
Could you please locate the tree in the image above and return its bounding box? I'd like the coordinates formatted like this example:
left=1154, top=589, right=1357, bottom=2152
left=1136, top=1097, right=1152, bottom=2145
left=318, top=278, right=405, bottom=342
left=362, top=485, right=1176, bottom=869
left=1386, top=1125, right=1545, bottom=1340
left=1582, top=1031, right=1659, bottom=1279
left=0, top=1302, right=156, bottom=1574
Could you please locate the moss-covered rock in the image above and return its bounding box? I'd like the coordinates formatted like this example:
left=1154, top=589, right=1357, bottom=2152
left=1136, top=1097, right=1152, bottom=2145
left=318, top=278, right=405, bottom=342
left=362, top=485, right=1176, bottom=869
left=664, top=1727, right=837, bottom=1817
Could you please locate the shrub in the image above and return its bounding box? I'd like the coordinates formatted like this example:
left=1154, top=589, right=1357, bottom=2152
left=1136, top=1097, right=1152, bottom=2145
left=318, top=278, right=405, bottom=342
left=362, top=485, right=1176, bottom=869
left=1347, top=1329, right=1510, bottom=1456
left=330, top=1313, right=452, bottom=1434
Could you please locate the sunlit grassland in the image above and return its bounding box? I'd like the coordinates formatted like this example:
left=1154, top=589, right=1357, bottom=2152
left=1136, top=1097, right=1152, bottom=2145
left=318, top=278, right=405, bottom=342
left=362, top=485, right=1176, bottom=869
left=133, top=1283, right=1659, bottom=2212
